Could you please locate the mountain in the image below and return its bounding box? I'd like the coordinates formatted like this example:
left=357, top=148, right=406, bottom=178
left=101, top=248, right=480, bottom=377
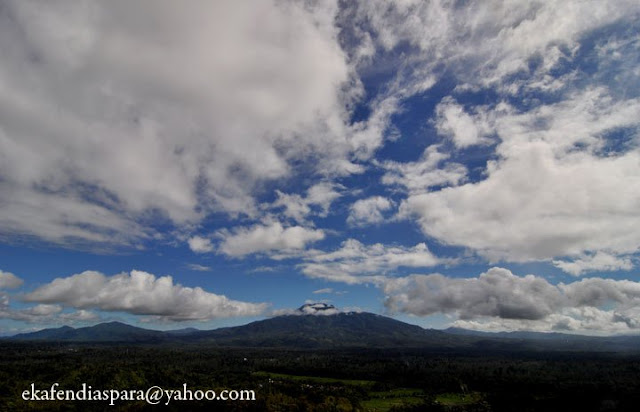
left=9, top=309, right=640, bottom=351
left=9, top=311, right=456, bottom=348
left=185, top=311, right=457, bottom=348
left=11, top=321, right=166, bottom=343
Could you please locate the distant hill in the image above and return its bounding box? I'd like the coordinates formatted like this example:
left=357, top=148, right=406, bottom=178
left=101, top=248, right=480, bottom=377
left=164, top=327, right=200, bottom=335
left=12, top=321, right=166, bottom=343
left=444, top=327, right=640, bottom=351
left=445, top=327, right=577, bottom=340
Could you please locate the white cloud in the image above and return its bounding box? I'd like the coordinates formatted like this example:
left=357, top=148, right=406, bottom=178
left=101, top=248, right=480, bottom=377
left=271, top=193, right=310, bottom=225
left=300, top=239, right=447, bottom=284
left=59, top=309, right=101, bottom=323
left=435, top=97, right=491, bottom=148
left=338, top=2, right=640, bottom=266
left=347, top=196, right=394, bottom=226
left=0, top=291, right=67, bottom=323
left=385, top=267, right=640, bottom=334
left=186, top=263, right=212, bottom=272
left=305, top=182, right=343, bottom=217
left=348, top=95, right=403, bottom=161
left=312, top=288, right=347, bottom=295
left=187, top=236, right=214, bottom=254
left=23, top=304, right=63, bottom=317
left=399, top=89, right=640, bottom=262
left=0, top=270, right=23, bottom=289
left=271, top=182, right=342, bottom=224
left=24, top=269, right=268, bottom=321
left=348, top=0, right=640, bottom=91
left=451, top=306, right=640, bottom=336
left=2, top=0, right=639, bottom=251
left=272, top=302, right=341, bottom=316
left=0, top=0, right=367, bottom=246
left=380, top=145, right=467, bottom=194
left=553, top=252, right=634, bottom=276
left=299, top=304, right=339, bottom=316
left=249, top=266, right=278, bottom=273
left=0, top=287, right=101, bottom=324
left=218, top=221, right=325, bottom=257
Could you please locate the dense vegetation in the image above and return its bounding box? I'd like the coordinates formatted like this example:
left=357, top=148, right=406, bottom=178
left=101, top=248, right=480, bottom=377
left=2, top=343, right=640, bottom=411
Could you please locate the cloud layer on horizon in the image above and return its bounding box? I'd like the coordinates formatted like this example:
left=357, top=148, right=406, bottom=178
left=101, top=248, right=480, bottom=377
left=23, top=270, right=267, bottom=321
left=384, top=267, right=640, bottom=334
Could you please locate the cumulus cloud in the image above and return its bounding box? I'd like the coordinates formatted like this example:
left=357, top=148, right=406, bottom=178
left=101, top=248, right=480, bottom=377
left=58, top=309, right=101, bottom=323
left=344, top=1, right=640, bottom=265
left=187, top=236, right=214, bottom=254
left=300, top=239, right=448, bottom=284
left=380, top=145, right=467, bottom=194
left=218, top=221, right=325, bottom=257
left=560, top=277, right=640, bottom=308
left=399, top=89, right=640, bottom=262
left=2, top=0, right=637, bottom=258
left=24, top=270, right=268, bottom=321
left=23, top=304, right=63, bottom=317
left=0, top=289, right=89, bottom=324
left=338, top=1, right=640, bottom=266
left=553, top=252, right=634, bottom=276
left=384, top=268, right=563, bottom=320
left=0, top=0, right=369, bottom=247
left=305, top=182, right=343, bottom=217
left=452, top=306, right=640, bottom=336
left=384, top=267, right=640, bottom=333
left=270, top=182, right=342, bottom=224
left=0, top=270, right=23, bottom=289
left=0, top=303, right=63, bottom=322
left=435, top=97, right=492, bottom=148
left=347, top=196, right=394, bottom=226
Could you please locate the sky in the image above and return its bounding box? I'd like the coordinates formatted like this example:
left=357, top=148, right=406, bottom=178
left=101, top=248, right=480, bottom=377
left=1, top=0, right=640, bottom=336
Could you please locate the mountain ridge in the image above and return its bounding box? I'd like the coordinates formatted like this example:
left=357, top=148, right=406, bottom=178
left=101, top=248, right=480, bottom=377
left=7, top=312, right=451, bottom=347
left=7, top=313, right=640, bottom=351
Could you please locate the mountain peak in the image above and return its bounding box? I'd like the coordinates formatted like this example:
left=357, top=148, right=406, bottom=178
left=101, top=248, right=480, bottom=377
left=297, top=302, right=338, bottom=315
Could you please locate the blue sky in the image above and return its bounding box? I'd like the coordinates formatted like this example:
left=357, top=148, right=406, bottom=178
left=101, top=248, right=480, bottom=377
left=1, top=0, right=640, bottom=335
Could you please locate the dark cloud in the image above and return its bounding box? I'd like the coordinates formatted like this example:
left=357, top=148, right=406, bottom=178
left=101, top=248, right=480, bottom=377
left=384, top=268, right=640, bottom=332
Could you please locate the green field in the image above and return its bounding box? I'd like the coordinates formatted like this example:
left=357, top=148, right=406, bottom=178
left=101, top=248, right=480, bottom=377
left=255, top=371, right=490, bottom=411
left=253, top=371, right=376, bottom=387
left=436, top=391, right=485, bottom=406
left=361, top=388, right=425, bottom=411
